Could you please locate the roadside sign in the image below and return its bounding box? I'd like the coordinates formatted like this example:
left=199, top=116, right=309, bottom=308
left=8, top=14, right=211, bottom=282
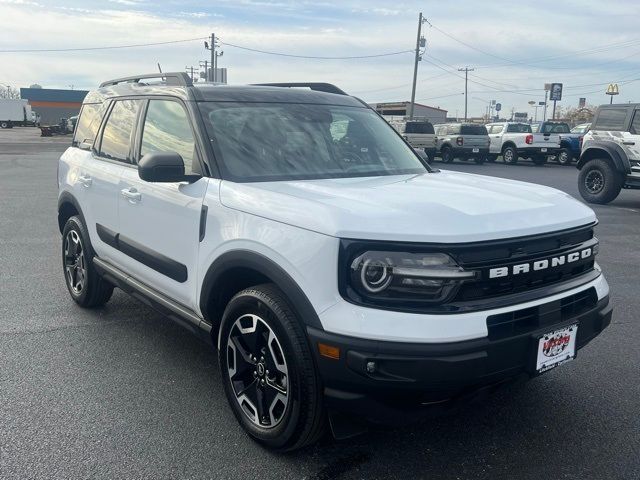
left=549, top=83, right=563, bottom=101
left=495, top=103, right=502, bottom=112
left=579, top=97, right=586, bottom=108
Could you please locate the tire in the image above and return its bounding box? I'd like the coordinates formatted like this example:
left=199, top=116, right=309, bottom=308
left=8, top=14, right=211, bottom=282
left=578, top=158, right=625, bottom=204
left=532, top=156, right=547, bottom=166
left=502, top=145, right=517, bottom=164
left=441, top=147, right=454, bottom=163
left=0, top=121, right=9, bottom=129
left=557, top=148, right=574, bottom=165
left=218, top=284, right=325, bottom=451
left=474, top=157, right=486, bottom=165
left=62, top=216, right=114, bottom=307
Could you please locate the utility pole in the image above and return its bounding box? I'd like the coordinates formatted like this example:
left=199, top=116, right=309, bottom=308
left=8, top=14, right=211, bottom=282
left=458, top=66, right=474, bottom=121
left=199, top=60, right=209, bottom=82
left=409, top=12, right=426, bottom=120
left=205, top=33, right=217, bottom=81
left=185, top=66, right=197, bottom=82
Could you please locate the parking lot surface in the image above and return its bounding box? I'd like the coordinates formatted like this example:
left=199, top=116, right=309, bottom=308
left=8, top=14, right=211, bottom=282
left=1, top=129, right=639, bottom=479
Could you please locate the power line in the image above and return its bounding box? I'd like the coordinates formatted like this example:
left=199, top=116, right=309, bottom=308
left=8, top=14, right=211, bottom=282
left=0, top=37, right=208, bottom=53
left=217, top=40, right=413, bottom=59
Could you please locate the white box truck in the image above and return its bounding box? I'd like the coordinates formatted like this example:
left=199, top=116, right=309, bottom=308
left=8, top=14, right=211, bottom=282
left=0, top=99, right=36, bottom=128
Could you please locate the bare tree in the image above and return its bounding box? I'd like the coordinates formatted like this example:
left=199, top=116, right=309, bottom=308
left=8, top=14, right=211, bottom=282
left=0, top=86, right=21, bottom=99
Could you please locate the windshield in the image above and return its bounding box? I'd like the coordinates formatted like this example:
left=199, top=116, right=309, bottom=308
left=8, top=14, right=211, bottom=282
left=571, top=124, right=589, bottom=133
left=541, top=122, right=570, bottom=133
left=199, top=102, right=428, bottom=182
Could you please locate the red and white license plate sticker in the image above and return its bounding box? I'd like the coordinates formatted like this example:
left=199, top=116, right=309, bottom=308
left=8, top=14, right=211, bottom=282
left=536, top=324, right=578, bottom=373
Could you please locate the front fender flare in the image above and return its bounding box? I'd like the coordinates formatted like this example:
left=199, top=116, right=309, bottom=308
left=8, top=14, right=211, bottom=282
left=578, top=141, right=631, bottom=173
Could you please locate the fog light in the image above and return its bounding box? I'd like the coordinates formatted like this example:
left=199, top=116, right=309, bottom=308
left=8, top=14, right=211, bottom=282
left=366, top=361, right=376, bottom=373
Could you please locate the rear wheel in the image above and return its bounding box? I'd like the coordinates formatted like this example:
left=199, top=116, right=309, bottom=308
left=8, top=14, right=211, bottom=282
left=578, top=158, right=625, bottom=204
left=62, top=216, right=114, bottom=307
left=441, top=147, right=454, bottom=163
left=219, top=284, right=325, bottom=451
left=0, top=121, right=10, bottom=129
left=502, top=146, right=517, bottom=164
left=557, top=148, right=574, bottom=165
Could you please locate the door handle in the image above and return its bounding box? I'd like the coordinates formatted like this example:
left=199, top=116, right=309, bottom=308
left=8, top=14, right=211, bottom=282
left=121, top=187, right=142, bottom=203
left=623, top=141, right=635, bottom=145
left=78, top=175, right=92, bottom=187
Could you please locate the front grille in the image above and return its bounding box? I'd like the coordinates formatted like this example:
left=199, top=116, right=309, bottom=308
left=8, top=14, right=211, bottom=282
left=452, top=225, right=596, bottom=303
left=486, top=287, right=598, bottom=340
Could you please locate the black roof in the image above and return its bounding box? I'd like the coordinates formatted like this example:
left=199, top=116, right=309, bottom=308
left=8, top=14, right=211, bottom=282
left=83, top=81, right=363, bottom=107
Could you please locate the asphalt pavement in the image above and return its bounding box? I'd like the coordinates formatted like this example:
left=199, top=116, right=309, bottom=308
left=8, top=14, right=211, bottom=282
left=1, top=129, right=639, bottom=479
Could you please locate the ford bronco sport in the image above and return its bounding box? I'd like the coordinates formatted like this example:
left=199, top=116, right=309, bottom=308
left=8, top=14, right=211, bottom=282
left=577, top=103, right=640, bottom=204
left=58, top=73, right=612, bottom=451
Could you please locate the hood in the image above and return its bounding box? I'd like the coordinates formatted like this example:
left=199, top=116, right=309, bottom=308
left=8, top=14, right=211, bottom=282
left=219, top=171, right=596, bottom=243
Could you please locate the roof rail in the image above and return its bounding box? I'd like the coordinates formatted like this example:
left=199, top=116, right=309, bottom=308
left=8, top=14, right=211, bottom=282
left=99, top=72, right=193, bottom=88
left=251, top=82, right=347, bottom=96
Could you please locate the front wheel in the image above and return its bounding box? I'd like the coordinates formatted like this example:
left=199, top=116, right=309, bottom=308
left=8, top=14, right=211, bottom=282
left=219, top=284, right=325, bottom=451
left=578, top=158, right=625, bottom=204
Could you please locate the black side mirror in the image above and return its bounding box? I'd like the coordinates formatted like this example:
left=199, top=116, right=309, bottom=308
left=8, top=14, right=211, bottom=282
left=138, top=152, right=196, bottom=183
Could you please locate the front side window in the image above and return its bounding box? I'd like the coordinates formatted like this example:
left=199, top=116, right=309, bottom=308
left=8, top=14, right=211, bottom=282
left=73, top=103, right=105, bottom=149
left=140, top=100, right=196, bottom=173
left=200, top=102, right=428, bottom=182
left=98, top=99, right=141, bottom=162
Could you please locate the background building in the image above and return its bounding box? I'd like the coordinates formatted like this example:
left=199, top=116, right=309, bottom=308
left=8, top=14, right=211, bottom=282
left=20, top=88, right=88, bottom=125
left=371, top=101, right=448, bottom=124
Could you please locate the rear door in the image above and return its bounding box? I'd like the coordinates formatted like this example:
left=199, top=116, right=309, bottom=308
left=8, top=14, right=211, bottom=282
left=117, top=98, right=208, bottom=309
left=82, top=99, right=142, bottom=260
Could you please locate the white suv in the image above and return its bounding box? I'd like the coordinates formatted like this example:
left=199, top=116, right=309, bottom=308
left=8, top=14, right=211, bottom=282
left=58, top=73, right=612, bottom=451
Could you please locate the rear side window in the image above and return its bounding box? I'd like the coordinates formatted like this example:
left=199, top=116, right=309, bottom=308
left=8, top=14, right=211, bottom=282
left=140, top=100, right=196, bottom=173
left=405, top=121, right=434, bottom=134
left=507, top=124, right=532, bottom=133
left=72, top=103, right=105, bottom=149
left=593, top=108, right=628, bottom=131
left=489, top=125, right=503, bottom=134
left=461, top=125, right=487, bottom=135
left=98, top=100, right=142, bottom=163
left=447, top=124, right=461, bottom=135
left=630, top=111, right=640, bottom=134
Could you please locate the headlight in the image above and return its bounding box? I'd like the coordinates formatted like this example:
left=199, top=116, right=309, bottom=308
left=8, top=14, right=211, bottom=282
left=348, top=251, right=477, bottom=306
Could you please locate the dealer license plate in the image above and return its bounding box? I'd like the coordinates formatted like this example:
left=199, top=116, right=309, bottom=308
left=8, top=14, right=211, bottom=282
left=472, top=147, right=479, bottom=153
left=536, top=324, right=578, bottom=373
left=541, top=148, right=547, bottom=152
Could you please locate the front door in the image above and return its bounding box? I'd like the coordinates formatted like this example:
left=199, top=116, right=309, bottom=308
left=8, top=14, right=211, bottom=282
left=117, top=98, right=208, bottom=310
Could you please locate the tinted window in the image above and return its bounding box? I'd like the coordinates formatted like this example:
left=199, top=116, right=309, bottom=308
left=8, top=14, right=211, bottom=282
left=200, top=102, right=427, bottom=182
left=507, top=123, right=532, bottom=133
left=141, top=100, right=196, bottom=173
left=73, top=103, right=105, bottom=149
left=541, top=122, right=570, bottom=133
left=405, top=121, right=434, bottom=134
left=630, top=112, right=640, bottom=134
left=461, top=125, right=488, bottom=135
left=98, top=100, right=141, bottom=162
left=593, top=108, right=627, bottom=131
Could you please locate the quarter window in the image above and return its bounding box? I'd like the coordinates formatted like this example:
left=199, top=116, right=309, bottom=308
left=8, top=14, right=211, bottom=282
left=73, top=103, right=105, bottom=150
left=98, top=100, right=141, bottom=163
left=140, top=100, right=196, bottom=173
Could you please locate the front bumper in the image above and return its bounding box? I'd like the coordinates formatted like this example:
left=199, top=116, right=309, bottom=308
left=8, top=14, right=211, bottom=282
left=309, top=294, right=612, bottom=424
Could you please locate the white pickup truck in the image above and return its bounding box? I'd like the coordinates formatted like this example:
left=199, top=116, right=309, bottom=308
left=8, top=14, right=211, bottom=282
left=486, top=122, right=561, bottom=165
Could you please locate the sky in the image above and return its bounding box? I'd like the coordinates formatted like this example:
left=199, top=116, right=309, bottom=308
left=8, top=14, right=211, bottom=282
left=1, top=0, right=640, bottom=118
